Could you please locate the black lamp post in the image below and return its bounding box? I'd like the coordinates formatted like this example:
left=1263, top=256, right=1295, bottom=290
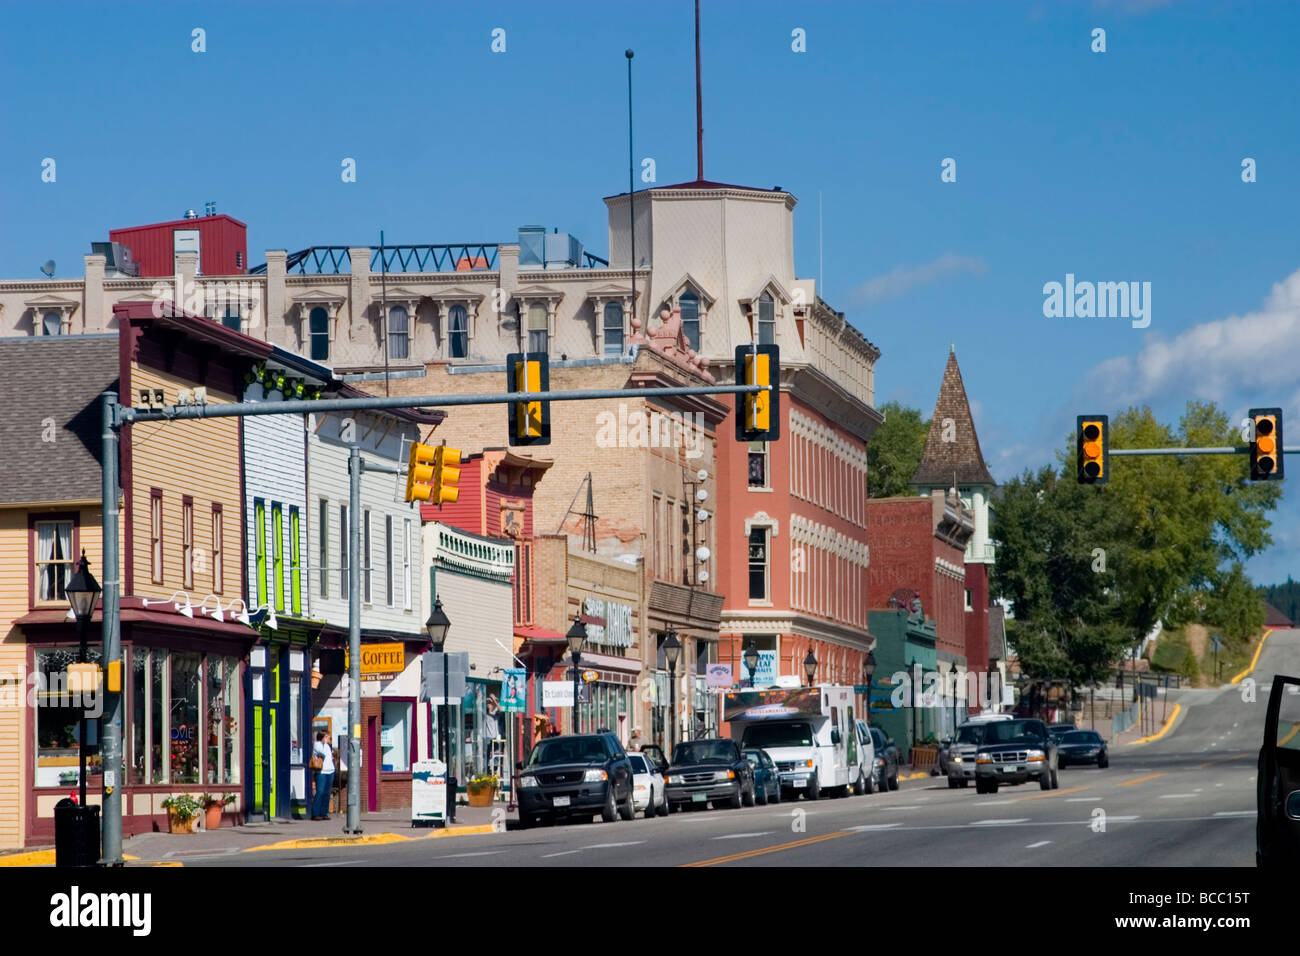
left=663, top=629, right=681, bottom=752
left=64, top=553, right=101, bottom=808
left=566, top=616, right=588, bottom=733
left=743, top=640, right=760, bottom=689
left=803, top=649, right=818, bottom=688
left=863, top=650, right=876, bottom=724
left=425, top=599, right=452, bottom=822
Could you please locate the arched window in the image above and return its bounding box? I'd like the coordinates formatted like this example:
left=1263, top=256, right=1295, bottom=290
left=758, top=292, right=775, bottom=345
left=448, top=305, right=468, bottom=359
left=527, top=303, right=548, bottom=354
left=42, top=311, right=62, bottom=336
left=679, top=292, right=700, bottom=351
left=388, top=305, right=409, bottom=360
left=603, top=302, right=624, bottom=355
left=309, top=307, right=330, bottom=360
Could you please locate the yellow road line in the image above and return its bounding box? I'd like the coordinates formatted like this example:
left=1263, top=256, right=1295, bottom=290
left=244, top=832, right=414, bottom=852
left=682, top=829, right=855, bottom=867
left=1119, top=772, right=1166, bottom=787
left=1017, top=785, right=1088, bottom=801
left=1231, top=630, right=1272, bottom=685
left=1131, top=703, right=1181, bottom=745
left=1195, top=753, right=1256, bottom=769
left=421, top=824, right=496, bottom=839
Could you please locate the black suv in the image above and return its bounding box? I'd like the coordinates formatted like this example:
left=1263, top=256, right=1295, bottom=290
left=516, top=733, right=635, bottom=828
left=665, top=738, right=756, bottom=811
left=973, top=718, right=1059, bottom=794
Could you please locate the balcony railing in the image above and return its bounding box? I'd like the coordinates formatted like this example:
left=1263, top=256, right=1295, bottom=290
left=250, top=244, right=608, bottom=275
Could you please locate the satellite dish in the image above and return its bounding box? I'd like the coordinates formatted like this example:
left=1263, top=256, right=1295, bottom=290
left=40, top=260, right=55, bottom=278
left=696, top=469, right=709, bottom=482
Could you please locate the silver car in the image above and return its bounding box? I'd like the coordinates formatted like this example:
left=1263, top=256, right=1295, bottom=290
left=945, top=723, right=987, bottom=788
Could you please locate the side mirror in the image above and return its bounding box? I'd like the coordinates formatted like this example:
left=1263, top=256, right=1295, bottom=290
left=515, top=761, right=524, bottom=772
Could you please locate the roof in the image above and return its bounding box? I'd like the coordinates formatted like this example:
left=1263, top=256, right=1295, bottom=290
left=602, top=180, right=791, bottom=201
left=911, top=348, right=996, bottom=488
left=0, top=335, right=119, bottom=505
left=1263, top=601, right=1292, bottom=628
left=988, top=605, right=1007, bottom=660
left=111, top=212, right=247, bottom=233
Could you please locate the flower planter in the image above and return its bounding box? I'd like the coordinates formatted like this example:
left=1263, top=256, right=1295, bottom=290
left=167, top=812, right=198, bottom=835
left=466, top=787, right=497, bottom=808
left=205, top=805, right=224, bottom=830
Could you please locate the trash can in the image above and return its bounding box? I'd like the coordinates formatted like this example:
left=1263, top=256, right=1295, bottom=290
left=54, top=798, right=100, bottom=868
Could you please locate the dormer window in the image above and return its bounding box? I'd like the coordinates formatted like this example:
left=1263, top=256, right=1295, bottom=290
left=448, top=305, right=469, bottom=359
left=527, top=303, right=549, bottom=354
left=603, top=302, right=624, bottom=355
left=680, top=292, right=700, bottom=351
left=757, top=292, right=775, bottom=345
left=42, top=311, right=62, bottom=336
left=388, top=305, right=409, bottom=359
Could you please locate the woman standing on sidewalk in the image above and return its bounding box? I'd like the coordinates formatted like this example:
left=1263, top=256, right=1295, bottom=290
left=311, top=732, right=335, bottom=820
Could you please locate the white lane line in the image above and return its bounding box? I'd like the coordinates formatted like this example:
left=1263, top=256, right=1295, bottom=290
left=847, top=823, right=903, bottom=831
left=584, top=841, right=645, bottom=849
left=435, top=850, right=507, bottom=859
left=1025, top=840, right=1051, bottom=849
left=540, top=849, right=583, bottom=858
left=1064, top=798, right=1096, bottom=803
left=712, top=832, right=773, bottom=840
left=971, top=818, right=1031, bottom=826
left=972, top=800, right=1017, bottom=806
left=880, top=805, right=921, bottom=810
left=303, top=859, right=365, bottom=867
left=1106, top=815, right=1140, bottom=822
left=1213, top=810, right=1255, bottom=817
left=1159, top=794, right=1199, bottom=799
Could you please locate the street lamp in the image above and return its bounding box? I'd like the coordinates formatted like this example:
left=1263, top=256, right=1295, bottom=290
left=566, top=615, right=588, bottom=733
left=863, top=651, right=876, bottom=724
left=64, top=553, right=101, bottom=809
left=663, top=628, right=681, bottom=752
left=743, top=640, right=760, bottom=688
left=803, top=649, right=818, bottom=687
left=425, top=599, right=453, bottom=823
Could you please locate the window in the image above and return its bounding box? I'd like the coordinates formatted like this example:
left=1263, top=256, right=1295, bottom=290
left=42, top=311, right=62, bottom=336
left=403, top=518, right=412, bottom=611
left=652, top=494, right=663, bottom=578
left=33, top=647, right=102, bottom=787
left=527, top=303, right=548, bottom=354
left=363, top=509, right=372, bottom=604
left=965, top=589, right=973, bottom=611
left=448, top=305, right=468, bottom=359
left=385, top=514, right=394, bottom=607
left=221, top=308, right=241, bottom=332
left=748, top=526, right=769, bottom=601
left=272, top=503, right=284, bottom=612
left=34, top=520, right=73, bottom=602
left=290, top=506, right=301, bottom=615
left=319, top=499, right=329, bottom=599
left=668, top=498, right=679, bottom=584
left=182, top=497, right=194, bottom=589
left=748, top=441, right=768, bottom=488
left=340, top=505, right=349, bottom=596
left=680, top=292, right=700, bottom=350
left=211, top=505, right=223, bottom=593
left=603, top=302, right=624, bottom=355
left=309, top=307, right=330, bottom=361
left=150, top=490, right=163, bottom=584
left=757, top=292, right=775, bottom=344
left=254, top=499, right=267, bottom=607
left=170, top=651, right=201, bottom=784
left=381, top=700, right=413, bottom=773
left=388, top=305, right=409, bottom=360
left=206, top=655, right=241, bottom=785
left=514, top=541, right=532, bottom=623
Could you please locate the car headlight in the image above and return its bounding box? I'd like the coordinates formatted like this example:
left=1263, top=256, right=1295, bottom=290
left=518, top=775, right=538, bottom=789
left=975, top=752, right=991, bottom=764
left=667, top=774, right=684, bottom=785
left=715, top=770, right=736, bottom=782
left=874, top=758, right=884, bottom=767
left=951, top=755, right=962, bottom=763
left=583, top=769, right=608, bottom=782
left=1026, top=749, right=1046, bottom=762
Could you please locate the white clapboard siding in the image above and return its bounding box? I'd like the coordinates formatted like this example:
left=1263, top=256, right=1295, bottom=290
left=424, top=521, right=514, bottom=674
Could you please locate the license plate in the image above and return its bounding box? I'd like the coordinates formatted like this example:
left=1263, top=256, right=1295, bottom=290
left=1001, top=765, right=1019, bottom=773
left=692, top=793, right=707, bottom=803
left=553, top=795, right=570, bottom=807
left=791, top=777, right=808, bottom=787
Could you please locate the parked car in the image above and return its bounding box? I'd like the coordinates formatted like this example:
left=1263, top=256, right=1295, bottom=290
left=945, top=722, right=988, bottom=788
left=1057, top=729, right=1109, bottom=768
left=1257, top=674, right=1300, bottom=867
left=638, top=743, right=670, bottom=775
left=1049, top=723, right=1077, bottom=742
left=973, top=718, right=1059, bottom=794
left=516, top=733, right=635, bottom=829
left=627, top=751, right=669, bottom=818
left=665, top=738, right=756, bottom=811
left=744, top=748, right=782, bottom=804
left=868, top=726, right=900, bottom=791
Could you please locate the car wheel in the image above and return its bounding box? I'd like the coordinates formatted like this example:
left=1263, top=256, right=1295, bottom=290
left=1098, top=754, right=1108, bottom=769
left=742, top=782, right=756, bottom=807
left=988, top=781, right=999, bottom=794
left=518, top=811, right=536, bottom=830
left=948, top=777, right=960, bottom=789
left=620, top=787, right=636, bottom=821
left=644, top=787, right=657, bottom=819
left=960, top=778, right=970, bottom=788
left=728, top=785, right=743, bottom=809
left=862, top=770, right=874, bottom=795
left=1051, top=768, right=1060, bottom=789
left=601, top=786, right=618, bottom=823
left=657, top=793, right=670, bottom=816
left=887, top=769, right=899, bottom=791
left=756, top=783, right=768, bottom=806
left=771, top=784, right=781, bottom=804
left=806, top=773, right=821, bottom=801
left=1040, top=769, right=1053, bottom=790
left=974, top=778, right=987, bottom=794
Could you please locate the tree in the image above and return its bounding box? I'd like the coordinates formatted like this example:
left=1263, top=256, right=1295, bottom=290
left=868, top=401, right=929, bottom=498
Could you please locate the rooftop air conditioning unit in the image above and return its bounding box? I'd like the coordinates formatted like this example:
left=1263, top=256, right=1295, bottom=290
left=91, top=241, right=140, bottom=277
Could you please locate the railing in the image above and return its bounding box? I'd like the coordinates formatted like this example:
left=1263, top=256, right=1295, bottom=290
left=249, top=244, right=608, bottom=275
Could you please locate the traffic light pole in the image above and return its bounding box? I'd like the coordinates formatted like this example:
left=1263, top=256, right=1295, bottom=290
left=1107, top=447, right=1300, bottom=456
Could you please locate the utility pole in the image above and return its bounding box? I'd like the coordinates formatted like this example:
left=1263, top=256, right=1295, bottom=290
left=346, top=447, right=362, bottom=833
left=99, top=392, right=122, bottom=866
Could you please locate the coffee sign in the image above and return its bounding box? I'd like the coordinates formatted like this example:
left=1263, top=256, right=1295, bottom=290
left=347, top=643, right=405, bottom=680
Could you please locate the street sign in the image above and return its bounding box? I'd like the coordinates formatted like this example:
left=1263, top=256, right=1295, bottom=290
left=582, top=669, right=599, bottom=683
left=411, top=759, right=447, bottom=826
left=542, top=680, right=588, bottom=707
left=1211, top=634, right=1223, bottom=652
left=501, top=668, right=526, bottom=712
left=420, top=651, right=469, bottom=703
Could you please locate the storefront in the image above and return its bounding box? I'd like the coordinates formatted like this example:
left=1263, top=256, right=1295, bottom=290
left=244, top=618, right=320, bottom=821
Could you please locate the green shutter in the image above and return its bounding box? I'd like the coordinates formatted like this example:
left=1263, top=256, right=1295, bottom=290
left=290, top=507, right=301, bottom=615
left=272, top=504, right=284, bottom=612
left=255, top=499, right=267, bottom=607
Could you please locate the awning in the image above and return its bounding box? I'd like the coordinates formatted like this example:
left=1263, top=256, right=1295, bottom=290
left=515, top=626, right=567, bottom=662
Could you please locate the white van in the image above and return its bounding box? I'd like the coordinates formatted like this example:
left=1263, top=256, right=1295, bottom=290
left=725, top=685, right=874, bottom=800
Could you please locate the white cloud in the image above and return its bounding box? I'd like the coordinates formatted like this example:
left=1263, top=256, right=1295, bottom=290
left=1081, top=267, right=1300, bottom=410
left=851, top=254, right=988, bottom=305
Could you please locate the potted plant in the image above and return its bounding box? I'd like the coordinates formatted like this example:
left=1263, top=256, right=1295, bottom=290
left=160, top=794, right=202, bottom=834
left=466, top=773, right=499, bottom=807
left=200, top=793, right=236, bottom=830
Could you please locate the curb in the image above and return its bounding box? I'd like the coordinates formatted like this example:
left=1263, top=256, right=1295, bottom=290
left=0, top=849, right=54, bottom=867
left=1129, top=703, right=1181, bottom=746
left=243, top=822, right=497, bottom=853
left=1230, top=629, right=1272, bottom=685
left=899, top=771, right=929, bottom=782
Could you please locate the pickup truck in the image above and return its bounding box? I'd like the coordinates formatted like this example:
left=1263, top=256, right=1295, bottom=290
left=973, top=718, right=1059, bottom=794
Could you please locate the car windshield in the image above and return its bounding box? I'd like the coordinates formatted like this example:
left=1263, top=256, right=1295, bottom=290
left=1061, top=731, right=1101, bottom=744
left=741, top=722, right=814, bottom=749
left=628, top=754, right=649, bottom=773
left=981, top=720, right=1046, bottom=745
left=1051, top=725, right=1076, bottom=733
left=871, top=730, right=885, bottom=749
left=527, top=737, right=607, bottom=766
left=744, top=750, right=764, bottom=767
left=672, top=740, right=736, bottom=765
left=955, top=726, right=984, bottom=745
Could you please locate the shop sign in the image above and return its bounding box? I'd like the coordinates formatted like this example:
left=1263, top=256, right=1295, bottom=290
left=582, top=669, right=600, bottom=683
left=582, top=597, right=633, bottom=648
left=346, top=643, right=405, bottom=680
left=706, top=663, right=733, bottom=688
left=542, top=680, right=588, bottom=708
left=501, top=668, right=526, bottom=713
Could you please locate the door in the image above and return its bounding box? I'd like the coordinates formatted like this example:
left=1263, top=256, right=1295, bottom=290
left=367, top=715, right=379, bottom=812
left=1258, top=674, right=1300, bottom=866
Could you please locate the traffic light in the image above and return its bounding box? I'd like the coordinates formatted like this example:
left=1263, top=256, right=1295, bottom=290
left=1249, top=408, right=1284, bottom=481
left=432, top=446, right=462, bottom=504
left=1076, top=415, right=1108, bottom=484
left=735, top=344, right=780, bottom=442
left=404, top=441, right=437, bottom=502
left=506, top=352, right=550, bottom=445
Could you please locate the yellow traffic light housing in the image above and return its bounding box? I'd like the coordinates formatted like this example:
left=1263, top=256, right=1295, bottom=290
left=1249, top=408, right=1284, bottom=481
left=735, top=344, right=780, bottom=442
left=507, top=352, right=550, bottom=446
left=432, top=446, right=462, bottom=505
left=1076, top=415, right=1108, bottom=484
left=404, top=441, right=437, bottom=502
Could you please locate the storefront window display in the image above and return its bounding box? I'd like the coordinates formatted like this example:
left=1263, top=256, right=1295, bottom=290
left=460, top=681, right=503, bottom=781
left=381, top=700, right=412, bottom=773
left=33, top=647, right=102, bottom=788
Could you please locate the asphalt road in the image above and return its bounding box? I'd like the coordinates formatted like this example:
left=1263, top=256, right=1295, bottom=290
left=193, top=630, right=1300, bottom=868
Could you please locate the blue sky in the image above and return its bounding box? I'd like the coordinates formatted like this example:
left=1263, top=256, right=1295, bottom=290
left=5, top=0, right=1300, bottom=583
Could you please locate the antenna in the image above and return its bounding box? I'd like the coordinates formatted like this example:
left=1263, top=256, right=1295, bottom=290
left=818, top=191, right=823, bottom=293
left=40, top=260, right=56, bottom=278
